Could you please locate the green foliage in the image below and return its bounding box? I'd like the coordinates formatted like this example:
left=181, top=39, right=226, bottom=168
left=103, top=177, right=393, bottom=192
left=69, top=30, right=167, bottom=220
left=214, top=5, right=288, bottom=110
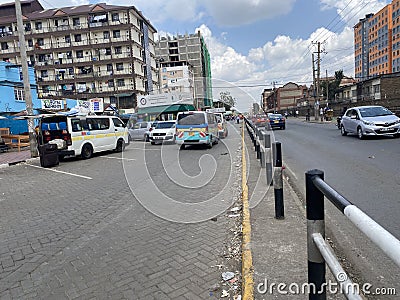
left=219, top=91, right=236, bottom=107
left=321, top=70, right=344, bottom=101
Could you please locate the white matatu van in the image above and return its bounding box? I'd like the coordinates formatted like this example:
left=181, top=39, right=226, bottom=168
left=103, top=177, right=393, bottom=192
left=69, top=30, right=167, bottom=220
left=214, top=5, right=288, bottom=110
left=37, top=115, right=129, bottom=159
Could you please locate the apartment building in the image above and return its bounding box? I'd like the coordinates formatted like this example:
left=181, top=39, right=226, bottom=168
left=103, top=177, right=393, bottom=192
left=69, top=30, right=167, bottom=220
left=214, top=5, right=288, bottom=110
left=392, top=0, right=400, bottom=72
left=368, top=4, right=392, bottom=78
left=155, top=32, right=213, bottom=109
left=159, top=64, right=194, bottom=96
left=0, top=0, right=157, bottom=112
left=354, top=13, right=373, bottom=80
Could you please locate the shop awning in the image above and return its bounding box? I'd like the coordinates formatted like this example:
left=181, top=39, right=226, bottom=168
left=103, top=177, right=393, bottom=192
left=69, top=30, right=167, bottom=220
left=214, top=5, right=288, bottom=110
left=137, top=104, right=195, bottom=114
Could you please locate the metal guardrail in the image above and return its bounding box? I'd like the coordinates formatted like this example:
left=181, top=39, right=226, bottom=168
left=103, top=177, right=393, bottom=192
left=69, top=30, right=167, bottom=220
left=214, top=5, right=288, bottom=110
left=306, top=169, right=400, bottom=300
left=244, top=117, right=284, bottom=219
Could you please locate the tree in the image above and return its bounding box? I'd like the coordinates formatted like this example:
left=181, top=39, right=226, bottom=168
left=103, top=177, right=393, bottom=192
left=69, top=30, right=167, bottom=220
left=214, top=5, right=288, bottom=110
left=321, top=70, right=344, bottom=101
left=219, top=91, right=236, bottom=107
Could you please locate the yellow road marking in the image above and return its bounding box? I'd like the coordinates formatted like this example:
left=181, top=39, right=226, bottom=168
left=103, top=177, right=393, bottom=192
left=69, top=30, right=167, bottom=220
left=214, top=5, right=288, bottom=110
left=242, top=124, right=254, bottom=299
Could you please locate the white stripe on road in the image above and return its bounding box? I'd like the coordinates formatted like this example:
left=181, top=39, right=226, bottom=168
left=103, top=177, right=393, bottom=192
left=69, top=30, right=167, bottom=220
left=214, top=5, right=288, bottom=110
left=101, top=156, right=136, bottom=161
left=26, top=164, right=92, bottom=180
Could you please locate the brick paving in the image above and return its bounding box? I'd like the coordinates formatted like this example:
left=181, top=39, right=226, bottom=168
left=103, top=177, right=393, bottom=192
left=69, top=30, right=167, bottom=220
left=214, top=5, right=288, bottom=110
left=0, top=123, right=242, bottom=299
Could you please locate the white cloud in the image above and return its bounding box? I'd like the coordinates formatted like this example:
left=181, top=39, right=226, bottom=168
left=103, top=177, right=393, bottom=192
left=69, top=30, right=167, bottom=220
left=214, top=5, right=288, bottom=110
left=319, top=0, right=389, bottom=26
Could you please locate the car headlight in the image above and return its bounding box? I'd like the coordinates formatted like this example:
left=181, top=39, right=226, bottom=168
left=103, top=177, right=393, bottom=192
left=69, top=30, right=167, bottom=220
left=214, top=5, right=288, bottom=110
left=362, top=120, right=374, bottom=126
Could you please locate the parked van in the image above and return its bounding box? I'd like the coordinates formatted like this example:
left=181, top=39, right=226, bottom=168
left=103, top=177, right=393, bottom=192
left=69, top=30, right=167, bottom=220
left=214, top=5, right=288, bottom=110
left=175, top=111, right=219, bottom=149
left=37, top=115, right=129, bottom=159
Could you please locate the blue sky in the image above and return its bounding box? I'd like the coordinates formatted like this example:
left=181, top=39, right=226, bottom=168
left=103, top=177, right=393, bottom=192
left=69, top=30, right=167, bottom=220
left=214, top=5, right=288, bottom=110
left=2, top=0, right=390, bottom=111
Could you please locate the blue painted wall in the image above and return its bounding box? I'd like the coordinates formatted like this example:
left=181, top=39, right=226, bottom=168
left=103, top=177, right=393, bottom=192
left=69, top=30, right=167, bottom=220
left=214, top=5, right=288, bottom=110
left=0, top=61, right=40, bottom=134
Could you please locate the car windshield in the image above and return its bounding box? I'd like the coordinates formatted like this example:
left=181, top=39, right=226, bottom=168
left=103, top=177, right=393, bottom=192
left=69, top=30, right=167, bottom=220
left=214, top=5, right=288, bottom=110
left=177, top=113, right=205, bottom=125
left=359, top=107, right=393, bottom=117
left=155, top=122, right=175, bottom=129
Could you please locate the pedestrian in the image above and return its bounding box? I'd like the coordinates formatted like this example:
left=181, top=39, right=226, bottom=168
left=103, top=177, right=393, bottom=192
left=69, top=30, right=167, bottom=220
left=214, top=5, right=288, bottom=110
left=236, top=115, right=240, bottom=124
left=319, top=107, right=324, bottom=122
left=295, top=110, right=299, bottom=118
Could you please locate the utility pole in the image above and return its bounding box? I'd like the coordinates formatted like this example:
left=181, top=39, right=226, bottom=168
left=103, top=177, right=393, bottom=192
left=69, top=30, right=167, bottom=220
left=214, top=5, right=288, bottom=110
left=15, top=0, right=38, bottom=157
left=312, top=42, right=322, bottom=121
left=326, top=69, right=329, bottom=107
left=272, top=81, right=277, bottom=113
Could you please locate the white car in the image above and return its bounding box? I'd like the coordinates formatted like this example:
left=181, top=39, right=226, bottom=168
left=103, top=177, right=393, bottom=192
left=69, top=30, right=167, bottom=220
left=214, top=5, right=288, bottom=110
left=149, top=121, right=176, bottom=145
left=340, top=105, right=400, bottom=139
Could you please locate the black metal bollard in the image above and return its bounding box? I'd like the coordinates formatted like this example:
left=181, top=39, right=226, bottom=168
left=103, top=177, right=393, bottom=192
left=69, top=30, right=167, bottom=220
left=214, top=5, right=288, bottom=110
left=305, top=169, right=326, bottom=300
left=256, top=128, right=261, bottom=159
left=273, top=142, right=284, bottom=219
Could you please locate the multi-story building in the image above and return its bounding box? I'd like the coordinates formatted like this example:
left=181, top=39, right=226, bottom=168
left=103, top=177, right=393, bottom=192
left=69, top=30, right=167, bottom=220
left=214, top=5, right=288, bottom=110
left=368, top=4, right=393, bottom=78
left=155, top=32, right=213, bottom=109
left=354, top=13, right=374, bottom=80
left=159, top=63, right=194, bottom=97
left=392, top=0, right=400, bottom=72
left=0, top=0, right=157, bottom=112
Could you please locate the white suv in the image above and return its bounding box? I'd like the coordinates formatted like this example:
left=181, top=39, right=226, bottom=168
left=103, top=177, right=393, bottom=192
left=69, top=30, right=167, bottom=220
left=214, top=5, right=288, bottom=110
left=149, top=121, right=176, bottom=145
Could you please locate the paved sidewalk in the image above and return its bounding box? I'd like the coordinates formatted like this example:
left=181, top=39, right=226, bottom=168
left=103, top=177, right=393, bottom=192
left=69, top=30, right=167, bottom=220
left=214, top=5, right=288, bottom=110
left=244, top=127, right=343, bottom=300
left=0, top=150, right=34, bottom=167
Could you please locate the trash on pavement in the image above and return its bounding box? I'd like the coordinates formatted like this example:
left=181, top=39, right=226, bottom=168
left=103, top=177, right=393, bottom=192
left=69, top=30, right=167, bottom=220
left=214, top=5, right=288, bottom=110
left=222, top=271, right=235, bottom=281
left=221, top=290, right=230, bottom=298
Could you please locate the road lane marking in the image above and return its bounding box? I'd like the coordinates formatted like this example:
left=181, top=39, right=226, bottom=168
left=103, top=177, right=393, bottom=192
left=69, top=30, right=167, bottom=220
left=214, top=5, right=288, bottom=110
left=242, top=124, right=254, bottom=299
left=26, top=164, right=92, bottom=180
left=101, top=156, right=136, bottom=161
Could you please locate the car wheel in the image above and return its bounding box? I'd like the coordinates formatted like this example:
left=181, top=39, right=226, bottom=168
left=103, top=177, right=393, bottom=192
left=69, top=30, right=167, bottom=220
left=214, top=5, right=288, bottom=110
left=116, top=139, right=125, bottom=152
left=150, top=141, right=155, bottom=145
left=81, top=144, right=93, bottom=159
left=394, top=133, right=400, bottom=138
left=340, top=125, right=347, bottom=136
left=357, top=127, right=364, bottom=140
left=179, top=144, right=185, bottom=150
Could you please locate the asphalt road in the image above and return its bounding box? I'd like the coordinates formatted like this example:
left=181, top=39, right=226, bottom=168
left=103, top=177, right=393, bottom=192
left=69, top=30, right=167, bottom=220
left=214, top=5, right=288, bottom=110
left=0, top=122, right=243, bottom=299
left=270, top=117, right=400, bottom=297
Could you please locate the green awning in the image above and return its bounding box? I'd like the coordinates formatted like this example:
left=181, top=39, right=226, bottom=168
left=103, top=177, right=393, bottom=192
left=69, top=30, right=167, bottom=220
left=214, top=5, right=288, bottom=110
left=137, top=104, right=195, bottom=114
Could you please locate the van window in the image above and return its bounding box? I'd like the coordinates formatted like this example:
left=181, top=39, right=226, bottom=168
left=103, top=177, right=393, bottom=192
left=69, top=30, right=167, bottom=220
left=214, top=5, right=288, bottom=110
left=71, top=119, right=82, bottom=132
left=112, top=118, right=125, bottom=128
left=177, top=113, right=205, bottom=125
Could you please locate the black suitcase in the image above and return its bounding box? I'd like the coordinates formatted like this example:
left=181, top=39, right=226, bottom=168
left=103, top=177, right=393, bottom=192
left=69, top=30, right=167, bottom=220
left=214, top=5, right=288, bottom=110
left=39, top=144, right=59, bottom=168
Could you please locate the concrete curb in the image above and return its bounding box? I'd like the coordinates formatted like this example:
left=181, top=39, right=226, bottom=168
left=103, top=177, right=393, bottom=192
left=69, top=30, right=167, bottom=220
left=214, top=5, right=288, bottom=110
left=241, top=124, right=254, bottom=299
left=0, top=157, right=39, bottom=168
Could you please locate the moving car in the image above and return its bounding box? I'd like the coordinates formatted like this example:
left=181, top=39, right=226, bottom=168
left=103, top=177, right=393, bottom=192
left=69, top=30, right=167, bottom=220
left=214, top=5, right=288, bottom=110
left=252, top=114, right=268, bottom=127
left=175, top=111, right=219, bottom=149
left=128, top=121, right=153, bottom=141
left=340, top=105, right=400, bottom=139
left=149, top=121, right=176, bottom=145
left=268, top=113, right=285, bottom=130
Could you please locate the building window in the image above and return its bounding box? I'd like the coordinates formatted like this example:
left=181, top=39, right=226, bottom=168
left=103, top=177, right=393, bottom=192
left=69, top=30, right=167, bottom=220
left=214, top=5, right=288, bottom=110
left=41, top=70, right=48, bottom=78
left=116, top=63, right=123, bottom=71
left=113, top=30, right=121, bottom=38
left=73, top=18, right=80, bottom=26
left=35, top=22, right=42, bottom=30
left=14, top=88, right=25, bottom=101
left=76, top=50, right=83, bottom=58
left=74, top=34, right=82, bottom=42
left=28, top=39, right=33, bottom=47
left=111, top=13, right=119, bottom=21
left=105, top=48, right=111, bottom=55
left=107, top=64, right=113, bottom=72
left=108, top=80, right=114, bottom=87
left=103, top=31, right=110, bottom=39
left=117, top=79, right=125, bottom=87
left=115, top=46, right=122, bottom=54
left=37, top=38, right=44, bottom=46
left=1, top=42, right=8, bottom=50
